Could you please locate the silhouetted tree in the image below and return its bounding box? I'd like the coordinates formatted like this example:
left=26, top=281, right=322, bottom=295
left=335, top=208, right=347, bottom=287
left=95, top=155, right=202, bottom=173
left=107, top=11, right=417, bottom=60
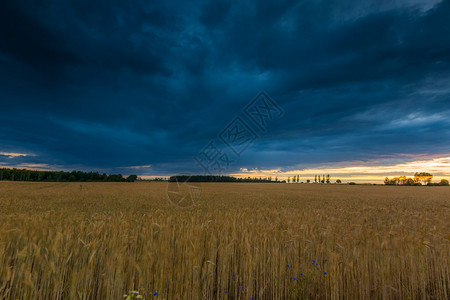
left=439, top=179, right=449, bottom=186
left=0, top=168, right=126, bottom=182
left=414, top=172, right=433, bottom=185
left=385, top=175, right=420, bottom=186
left=126, top=175, right=138, bottom=182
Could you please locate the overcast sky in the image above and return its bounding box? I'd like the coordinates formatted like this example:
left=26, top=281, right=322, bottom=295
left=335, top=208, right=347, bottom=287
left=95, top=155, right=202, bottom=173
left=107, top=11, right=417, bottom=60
left=1, top=0, right=450, bottom=181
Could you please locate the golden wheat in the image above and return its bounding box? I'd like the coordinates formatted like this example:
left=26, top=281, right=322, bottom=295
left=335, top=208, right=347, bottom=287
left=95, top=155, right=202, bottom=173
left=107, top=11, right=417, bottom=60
left=0, top=182, right=449, bottom=299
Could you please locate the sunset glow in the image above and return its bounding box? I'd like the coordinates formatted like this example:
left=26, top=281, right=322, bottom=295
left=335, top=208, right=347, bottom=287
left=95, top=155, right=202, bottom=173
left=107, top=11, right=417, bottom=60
left=232, top=155, right=450, bottom=183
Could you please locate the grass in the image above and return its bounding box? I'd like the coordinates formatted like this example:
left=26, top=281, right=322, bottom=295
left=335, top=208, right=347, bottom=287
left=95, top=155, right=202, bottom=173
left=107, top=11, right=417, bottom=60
left=0, top=182, right=449, bottom=299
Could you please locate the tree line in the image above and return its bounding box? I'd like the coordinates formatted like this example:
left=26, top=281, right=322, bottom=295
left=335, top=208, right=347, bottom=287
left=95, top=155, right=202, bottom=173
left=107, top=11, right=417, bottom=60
left=170, top=175, right=344, bottom=183
left=384, top=172, right=449, bottom=186
left=3, top=168, right=446, bottom=185
left=0, top=168, right=138, bottom=182
left=286, top=175, right=338, bottom=184
left=169, top=175, right=283, bottom=183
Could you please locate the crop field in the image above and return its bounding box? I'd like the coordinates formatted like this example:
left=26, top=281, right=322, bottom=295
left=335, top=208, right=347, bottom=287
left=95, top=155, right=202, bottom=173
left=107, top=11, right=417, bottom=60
left=0, top=182, right=449, bottom=299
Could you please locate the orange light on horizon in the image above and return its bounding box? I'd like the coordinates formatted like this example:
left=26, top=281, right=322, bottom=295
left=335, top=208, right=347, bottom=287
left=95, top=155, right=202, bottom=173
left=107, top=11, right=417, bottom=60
left=231, top=156, right=450, bottom=183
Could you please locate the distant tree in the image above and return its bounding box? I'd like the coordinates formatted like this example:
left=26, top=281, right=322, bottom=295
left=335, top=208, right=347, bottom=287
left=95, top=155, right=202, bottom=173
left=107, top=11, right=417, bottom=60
left=306, top=179, right=310, bottom=183
left=314, top=175, right=317, bottom=183
left=405, top=178, right=415, bottom=186
left=287, top=177, right=290, bottom=183
left=385, top=175, right=419, bottom=186
left=326, top=174, right=331, bottom=184
left=439, top=179, right=449, bottom=186
left=108, top=174, right=124, bottom=182
left=126, top=175, right=138, bottom=182
left=0, top=168, right=126, bottom=182
left=275, top=176, right=278, bottom=182
left=414, top=172, right=433, bottom=185
left=336, top=179, right=342, bottom=184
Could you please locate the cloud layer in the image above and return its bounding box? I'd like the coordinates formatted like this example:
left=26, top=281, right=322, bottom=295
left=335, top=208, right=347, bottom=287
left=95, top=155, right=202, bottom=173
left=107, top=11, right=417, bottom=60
left=1, top=0, right=450, bottom=177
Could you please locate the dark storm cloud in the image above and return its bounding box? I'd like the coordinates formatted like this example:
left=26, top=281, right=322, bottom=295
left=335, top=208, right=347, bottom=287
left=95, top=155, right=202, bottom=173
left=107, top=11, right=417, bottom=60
left=1, top=0, right=450, bottom=175
left=0, top=1, right=79, bottom=74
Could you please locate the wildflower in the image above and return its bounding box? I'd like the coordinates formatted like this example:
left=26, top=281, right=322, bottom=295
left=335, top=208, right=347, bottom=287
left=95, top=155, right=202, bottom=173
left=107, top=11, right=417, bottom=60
left=153, top=292, right=158, bottom=296
left=300, top=273, right=303, bottom=276
left=232, top=274, right=235, bottom=278
left=324, top=272, right=327, bottom=275
left=225, top=291, right=229, bottom=294
left=293, top=277, right=298, bottom=280
left=286, top=264, right=290, bottom=267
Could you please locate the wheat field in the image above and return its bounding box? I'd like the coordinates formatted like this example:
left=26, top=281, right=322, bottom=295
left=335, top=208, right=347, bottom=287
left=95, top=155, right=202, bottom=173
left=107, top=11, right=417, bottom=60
left=0, top=182, right=449, bottom=299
